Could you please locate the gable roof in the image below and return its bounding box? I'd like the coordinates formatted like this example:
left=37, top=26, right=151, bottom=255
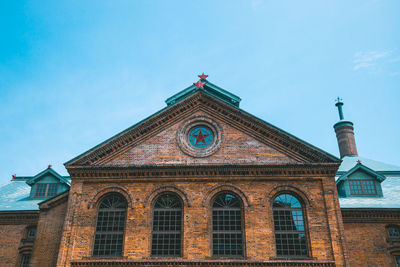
left=337, top=156, right=400, bottom=174
left=336, top=162, right=386, bottom=184
left=26, top=167, right=71, bottom=186
left=65, top=80, right=340, bottom=167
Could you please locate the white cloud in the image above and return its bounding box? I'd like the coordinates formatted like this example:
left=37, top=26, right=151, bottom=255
left=353, top=50, right=393, bottom=71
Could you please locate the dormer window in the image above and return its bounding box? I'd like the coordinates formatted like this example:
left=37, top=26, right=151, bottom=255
left=336, top=163, right=385, bottom=198
left=34, top=183, right=58, bottom=198
left=349, top=179, right=377, bottom=195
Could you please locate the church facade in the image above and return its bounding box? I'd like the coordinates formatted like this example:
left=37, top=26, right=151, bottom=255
left=0, top=75, right=399, bottom=267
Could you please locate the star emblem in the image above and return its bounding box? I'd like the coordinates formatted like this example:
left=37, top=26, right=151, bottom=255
left=193, top=80, right=206, bottom=89
left=192, top=130, right=209, bottom=144
left=198, top=73, right=208, bottom=80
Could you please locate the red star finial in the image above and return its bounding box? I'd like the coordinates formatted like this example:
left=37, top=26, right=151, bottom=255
left=48, top=164, right=52, bottom=168
left=12, top=174, right=16, bottom=180
left=356, top=160, right=361, bottom=164
left=193, top=130, right=209, bottom=144
left=198, top=73, right=208, bottom=80
left=193, top=80, right=205, bottom=89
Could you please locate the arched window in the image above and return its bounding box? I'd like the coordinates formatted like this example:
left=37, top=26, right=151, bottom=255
left=212, top=192, right=244, bottom=257
left=93, top=193, right=127, bottom=257
left=273, top=193, right=308, bottom=257
left=151, top=193, right=183, bottom=257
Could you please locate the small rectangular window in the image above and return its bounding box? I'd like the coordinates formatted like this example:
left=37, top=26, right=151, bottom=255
left=349, top=179, right=377, bottom=195
left=21, top=254, right=31, bottom=267
left=34, top=183, right=59, bottom=198
left=27, top=227, right=36, bottom=239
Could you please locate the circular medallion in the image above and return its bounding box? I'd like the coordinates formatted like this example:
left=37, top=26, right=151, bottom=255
left=177, top=116, right=223, bottom=157
left=188, top=126, right=213, bottom=148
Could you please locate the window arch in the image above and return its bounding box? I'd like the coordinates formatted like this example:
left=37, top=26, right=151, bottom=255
left=151, top=193, right=183, bottom=257
left=212, top=192, right=244, bottom=257
left=93, top=193, right=127, bottom=257
left=272, top=193, right=308, bottom=257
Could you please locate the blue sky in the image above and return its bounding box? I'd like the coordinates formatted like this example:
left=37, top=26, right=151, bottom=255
left=0, top=0, right=399, bottom=183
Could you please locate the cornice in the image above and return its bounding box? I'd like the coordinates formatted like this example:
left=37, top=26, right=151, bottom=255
left=341, top=208, right=400, bottom=223
left=66, top=91, right=339, bottom=167
left=67, top=164, right=338, bottom=182
left=0, top=211, right=39, bottom=225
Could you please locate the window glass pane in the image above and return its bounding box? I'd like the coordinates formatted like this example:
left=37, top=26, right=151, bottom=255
left=395, top=255, right=400, bottom=267
left=47, top=184, right=58, bottom=197
left=27, top=227, right=36, bottom=239
left=35, top=184, right=47, bottom=197
left=151, top=193, right=182, bottom=257
left=349, top=180, right=363, bottom=195
left=212, top=193, right=243, bottom=257
left=273, top=194, right=308, bottom=257
left=362, top=180, right=377, bottom=194
left=388, top=227, right=400, bottom=237
left=93, top=194, right=126, bottom=257
left=21, top=254, right=31, bottom=267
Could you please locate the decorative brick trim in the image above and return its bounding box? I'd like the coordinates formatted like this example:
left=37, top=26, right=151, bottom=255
left=0, top=211, right=39, bottom=225
left=68, top=165, right=338, bottom=181
left=202, top=183, right=250, bottom=207
left=341, top=208, right=400, bottom=223
left=88, top=185, right=134, bottom=209
left=144, top=185, right=191, bottom=207
left=70, top=259, right=335, bottom=266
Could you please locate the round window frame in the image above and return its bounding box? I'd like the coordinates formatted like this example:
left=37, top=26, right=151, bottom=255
left=177, top=116, right=223, bottom=158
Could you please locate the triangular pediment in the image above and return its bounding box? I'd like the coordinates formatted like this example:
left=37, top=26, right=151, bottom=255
left=65, top=86, right=339, bottom=168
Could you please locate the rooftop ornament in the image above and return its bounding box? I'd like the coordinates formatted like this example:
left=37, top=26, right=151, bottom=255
left=198, top=72, right=208, bottom=80
left=48, top=164, right=52, bottom=168
left=193, top=80, right=205, bottom=89
left=12, top=174, right=16, bottom=180
left=335, top=97, right=344, bottom=120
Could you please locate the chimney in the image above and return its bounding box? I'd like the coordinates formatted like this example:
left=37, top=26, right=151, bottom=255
left=333, top=98, right=358, bottom=158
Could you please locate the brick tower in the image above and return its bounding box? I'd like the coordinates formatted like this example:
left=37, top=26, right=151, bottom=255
left=333, top=98, right=358, bottom=158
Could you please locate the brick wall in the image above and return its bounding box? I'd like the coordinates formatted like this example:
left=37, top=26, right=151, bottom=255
left=102, top=111, right=298, bottom=167
left=0, top=224, right=28, bottom=266
left=31, top=199, right=68, bottom=267
left=343, top=221, right=399, bottom=266
left=57, top=176, right=347, bottom=266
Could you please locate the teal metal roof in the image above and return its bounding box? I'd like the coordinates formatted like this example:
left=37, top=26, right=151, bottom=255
left=337, top=156, right=400, bottom=173
left=0, top=175, right=71, bottom=212
left=26, top=168, right=71, bottom=186
left=165, top=81, right=241, bottom=107
left=0, top=179, right=41, bottom=211
left=336, top=156, right=400, bottom=209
